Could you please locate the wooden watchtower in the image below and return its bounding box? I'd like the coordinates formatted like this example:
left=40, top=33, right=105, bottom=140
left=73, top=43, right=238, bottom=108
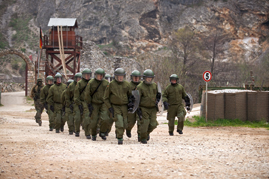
left=40, top=18, right=82, bottom=79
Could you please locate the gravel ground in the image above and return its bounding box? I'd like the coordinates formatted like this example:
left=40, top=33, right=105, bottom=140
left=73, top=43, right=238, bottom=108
left=0, top=92, right=268, bottom=179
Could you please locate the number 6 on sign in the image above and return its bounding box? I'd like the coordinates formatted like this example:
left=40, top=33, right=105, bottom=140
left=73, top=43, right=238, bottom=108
left=203, top=71, right=212, bottom=82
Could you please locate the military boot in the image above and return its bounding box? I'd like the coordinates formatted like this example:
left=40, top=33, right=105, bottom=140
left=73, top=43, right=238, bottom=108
left=169, top=132, right=174, bottom=136
left=138, top=135, right=141, bottom=142
left=147, top=135, right=150, bottom=141
left=75, top=132, right=80, bottom=137
left=49, top=128, right=53, bottom=131
left=118, top=138, right=123, bottom=145
left=86, top=135, right=91, bottom=139
left=105, top=132, right=109, bottom=136
left=141, top=139, right=147, bottom=144
left=99, top=133, right=107, bottom=140
left=38, top=121, right=42, bottom=126
left=61, top=127, right=64, bottom=132
left=69, top=132, right=73, bottom=135
left=177, top=130, right=183, bottom=134
left=56, top=129, right=60, bottom=133
left=92, top=135, right=97, bottom=141
left=126, top=130, right=131, bottom=138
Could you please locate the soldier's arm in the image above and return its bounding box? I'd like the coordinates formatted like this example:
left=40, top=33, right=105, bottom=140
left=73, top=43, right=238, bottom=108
left=103, top=84, right=111, bottom=109
left=46, top=87, right=54, bottom=106
left=74, top=83, right=82, bottom=106
left=162, top=86, right=169, bottom=102
left=40, top=87, right=46, bottom=104
left=65, top=84, right=72, bottom=107
left=84, top=82, right=92, bottom=105
left=61, top=91, right=65, bottom=106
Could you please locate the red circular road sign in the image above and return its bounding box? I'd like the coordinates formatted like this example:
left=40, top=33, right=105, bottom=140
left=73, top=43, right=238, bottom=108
left=203, top=71, right=212, bottom=82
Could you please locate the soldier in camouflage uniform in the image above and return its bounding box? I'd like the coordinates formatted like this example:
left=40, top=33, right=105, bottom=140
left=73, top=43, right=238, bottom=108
left=85, top=68, right=110, bottom=141
left=47, top=73, right=67, bottom=133
left=103, top=68, right=132, bottom=145
left=126, top=70, right=141, bottom=138
left=136, top=69, right=161, bottom=144
left=74, top=68, right=92, bottom=138
left=30, top=78, right=44, bottom=126
left=61, top=79, right=74, bottom=135
left=65, top=73, right=82, bottom=136
left=105, top=74, right=112, bottom=82
left=40, top=76, right=54, bottom=131
left=162, top=74, right=190, bottom=136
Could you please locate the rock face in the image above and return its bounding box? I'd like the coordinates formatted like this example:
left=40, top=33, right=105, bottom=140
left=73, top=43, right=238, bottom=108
left=81, top=41, right=142, bottom=80
left=0, top=0, right=269, bottom=64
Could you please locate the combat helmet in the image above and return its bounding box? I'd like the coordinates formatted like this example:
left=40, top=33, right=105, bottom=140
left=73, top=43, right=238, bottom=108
left=37, top=78, right=43, bottom=85
left=169, top=74, right=179, bottom=84
left=114, top=68, right=126, bottom=82
left=82, top=68, right=92, bottom=81
left=67, top=79, right=74, bottom=86
left=143, top=69, right=155, bottom=84
left=105, top=74, right=112, bottom=82
left=74, top=72, right=82, bottom=82
left=130, top=70, right=141, bottom=84
left=54, top=73, right=62, bottom=84
left=94, top=68, right=105, bottom=81
left=46, top=75, right=54, bottom=85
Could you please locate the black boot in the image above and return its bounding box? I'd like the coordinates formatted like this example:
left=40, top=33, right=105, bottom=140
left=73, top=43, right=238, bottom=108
left=60, top=127, right=64, bottom=132
left=169, top=132, right=174, bottom=136
left=38, top=121, right=42, bottom=126
left=118, top=138, right=123, bottom=145
left=69, top=131, right=73, bottom=135
left=141, top=139, right=147, bottom=144
left=138, top=135, right=141, bottom=142
left=99, top=133, right=107, bottom=140
left=92, top=135, right=96, bottom=141
left=75, top=132, right=79, bottom=137
left=56, top=129, right=60, bottom=133
left=177, top=130, right=183, bottom=134
left=126, top=130, right=131, bottom=138
left=49, top=128, right=53, bottom=131
left=86, top=135, right=91, bottom=139
left=105, top=132, right=108, bottom=136
left=147, top=135, right=150, bottom=141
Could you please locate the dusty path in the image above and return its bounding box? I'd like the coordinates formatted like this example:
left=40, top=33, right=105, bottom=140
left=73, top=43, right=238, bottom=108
left=0, top=92, right=268, bottom=179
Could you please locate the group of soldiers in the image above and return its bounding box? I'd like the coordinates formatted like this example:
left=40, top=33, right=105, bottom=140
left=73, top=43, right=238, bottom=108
left=30, top=68, right=191, bottom=145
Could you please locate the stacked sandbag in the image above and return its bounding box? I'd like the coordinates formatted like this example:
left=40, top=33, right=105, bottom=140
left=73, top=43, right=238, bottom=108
left=248, top=91, right=269, bottom=121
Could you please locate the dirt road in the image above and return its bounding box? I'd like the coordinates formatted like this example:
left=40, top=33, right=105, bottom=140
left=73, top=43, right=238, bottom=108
left=0, top=92, right=268, bottom=179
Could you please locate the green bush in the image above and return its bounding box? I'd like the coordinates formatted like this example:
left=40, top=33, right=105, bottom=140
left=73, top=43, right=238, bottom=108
left=21, top=48, right=26, bottom=53
left=11, top=61, right=19, bottom=70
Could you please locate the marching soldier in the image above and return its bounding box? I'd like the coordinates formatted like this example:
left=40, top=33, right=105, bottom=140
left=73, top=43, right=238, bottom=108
left=47, top=73, right=67, bottom=133
left=105, top=74, right=112, bottom=82
left=65, top=73, right=82, bottom=136
left=103, top=68, right=132, bottom=145
left=40, top=76, right=54, bottom=131
left=162, top=74, right=190, bottom=136
left=74, top=68, right=92, bottom=138
left=30, top=78, right=44, bottom=126
left=126, top=70, right=141, bottom=138
left=136, top=69, right=161, bottom=144
left=85, top=68, right=110, bottom=141
left=61, top=79, right=74, bottom=135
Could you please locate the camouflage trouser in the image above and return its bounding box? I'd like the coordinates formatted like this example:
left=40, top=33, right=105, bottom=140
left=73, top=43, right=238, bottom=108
left=73, top=104, right=82, bottom=133
left=47, top=104, right=54, bottom=129
left=126, top=112, right=140, bottom=134
left=112, top=104, right=128, bottom=139
left=34, top=99, right=44, bottom=123
left=90, top=103, right=110, bottom=136
left=53, top=104, right=65, bottom=130
left=65, top=107, right=74, bottom=132
left=139, top=107, right=158, bottom=141
left=167, top=104, right=186, bottom=132
left=82, top=101, right=91, bottom=136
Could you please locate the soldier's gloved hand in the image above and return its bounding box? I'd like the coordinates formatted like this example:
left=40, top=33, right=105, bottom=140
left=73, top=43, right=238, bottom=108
left=128, top=95, right=135, bottom=103
left=88, top=104, right=94, bottom=112
left=163, top=101, right=169, bottom=110
left=127, top=102, right=134, bottom=112
left=108, top=107, right=114, bottom=118
left=186, top=106, right=191, bottom=111
left=50, top=105, right=54, bottom=112
left=156, top=92, right=161, bottom=103
left=136, top=108, right=142, bottom=120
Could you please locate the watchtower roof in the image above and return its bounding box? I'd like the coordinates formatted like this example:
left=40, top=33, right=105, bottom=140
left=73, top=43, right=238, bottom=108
left=48, top=18, right=78, bottom=28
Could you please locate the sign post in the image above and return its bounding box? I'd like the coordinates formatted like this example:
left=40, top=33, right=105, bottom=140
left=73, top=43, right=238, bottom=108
left=203, top=71, right=212, bottom=122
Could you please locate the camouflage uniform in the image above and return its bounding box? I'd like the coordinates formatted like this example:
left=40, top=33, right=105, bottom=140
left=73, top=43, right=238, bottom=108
left=40, top=76, right=54, bottom=130
left=103, top=68, right=132, bottom=144
left=47, top=74, right=67, bottom=133
left=162, top=74, right=190, bottom=135
left=30, top=79, right=44, bottom=126
left=85, top=68, right=110, bottom=140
